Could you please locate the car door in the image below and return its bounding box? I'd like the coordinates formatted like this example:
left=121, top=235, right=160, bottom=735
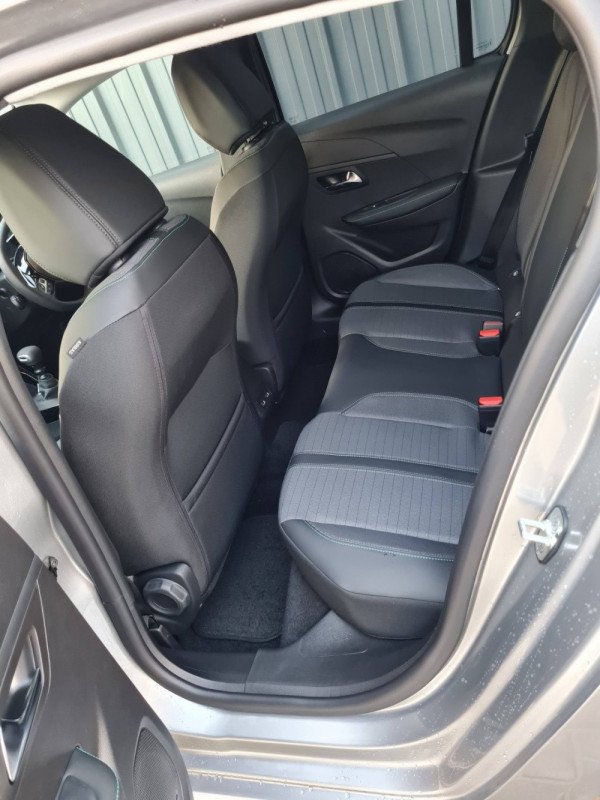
left=257, top=0, right=558, bottom=301
left=0, top=516, right=191, bottom=800
left=295, top=58, right=502, bottom=298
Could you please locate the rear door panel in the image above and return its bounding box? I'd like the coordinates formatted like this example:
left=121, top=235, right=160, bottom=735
left=0, top=517, right=191, bottom=800
left=298, top=55, right=504, bottom=298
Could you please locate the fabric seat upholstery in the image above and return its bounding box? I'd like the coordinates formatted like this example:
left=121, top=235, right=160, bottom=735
left=279, top=394, right=488, bottom=638
left=279, top=17, right=597, bottom=641
left=0, top=105, right=263, bottom=629
left=172, top=42, right=311, bottom=397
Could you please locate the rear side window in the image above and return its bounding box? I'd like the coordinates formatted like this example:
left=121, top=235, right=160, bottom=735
left=258, top=0, right=512, bottom=125
left=68, top=56, right=214, bottom=177
left=472, top=0, right=512, bottom=56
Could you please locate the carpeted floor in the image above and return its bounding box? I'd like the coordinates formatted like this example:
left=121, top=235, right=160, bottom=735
left=182, top=336, right=337, bottom=652
left=192, top=515, right=291, bottom=643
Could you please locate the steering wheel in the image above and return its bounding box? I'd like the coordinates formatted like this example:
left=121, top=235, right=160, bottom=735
left=0, top=220, right=84, bottom=313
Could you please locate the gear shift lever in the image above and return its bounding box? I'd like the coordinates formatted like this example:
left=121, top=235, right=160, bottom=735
left=17, top=345, right=58, bottom=399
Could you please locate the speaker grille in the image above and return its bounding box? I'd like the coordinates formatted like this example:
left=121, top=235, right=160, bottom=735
left=133, top=728, right=185, bottom=800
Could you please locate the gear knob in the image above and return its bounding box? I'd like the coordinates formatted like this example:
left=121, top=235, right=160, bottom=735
left=17, top=345, right=44, bottom=373
left=16, top=346, right=57, bottom=398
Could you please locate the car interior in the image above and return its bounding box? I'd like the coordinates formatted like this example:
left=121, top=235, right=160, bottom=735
left=0, top=0, right=596, bottom=700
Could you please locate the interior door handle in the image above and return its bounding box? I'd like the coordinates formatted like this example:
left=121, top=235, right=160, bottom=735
left=0, top=636, right=42, bottom=782
left=317, top=170, right=365, bottom=192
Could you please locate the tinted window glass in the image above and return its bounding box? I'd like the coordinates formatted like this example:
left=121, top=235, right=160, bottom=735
left=68, top=56, right=214, bottom=177
left=259, top=0, right=512, bottom=124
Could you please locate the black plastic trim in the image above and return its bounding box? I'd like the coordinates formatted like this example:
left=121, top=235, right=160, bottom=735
left=457, top=0, right=474, bottom=67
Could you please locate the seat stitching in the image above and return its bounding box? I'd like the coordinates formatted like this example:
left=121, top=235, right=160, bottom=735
left=185, top=393, right=248, bottom=512
left=343, top=305, right=500, bottom=320
left=293, top=446, right=479, bottom=472
left=346, top=301, right=501, bottom=315
left=273, top=264, right=304, bottom=327
left=341, top=413, right=476, bottom=430
left=341, top=391, right=479, bottom=414
left=86, top=216, right=190, bottom=302
left=351, top=329, right=474, bottom=344
left=0, top=131, right=119, bottom=246
left=363, top=336, right=477, bottom=358
left=549, top=243, right=572, bottom=294
left=301, top=520, right=455, bottom=561
left=141, top=307, right=211, bottom=580
left=317, top=409, right=477, bottom=429
left=287, top=462, right=474, bottom=488
left=375, top=265, right=498, bottom=289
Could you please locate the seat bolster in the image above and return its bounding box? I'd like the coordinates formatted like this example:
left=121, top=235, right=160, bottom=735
left=339, top=305, right=492, bottom=358
left=281, top=519, right=454, bottom=639
left=294, top=398, right=488, bottom=473
left=340, top=263, right=503, bottom=358
left=321, top=335, right=502, bottom=412
left=277, top=391, right=490, bottom=638
left=347, top=262, right=500, bottom=306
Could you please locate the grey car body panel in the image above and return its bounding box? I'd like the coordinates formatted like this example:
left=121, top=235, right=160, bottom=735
left=0, top=0, right=599, bottom=798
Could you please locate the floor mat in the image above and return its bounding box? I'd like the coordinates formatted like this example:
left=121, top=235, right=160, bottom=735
left=192, top=515, right=291, bottom=643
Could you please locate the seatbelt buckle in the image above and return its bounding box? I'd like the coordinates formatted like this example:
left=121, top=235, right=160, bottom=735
left=477, top=321, right=504, bottom=356
left=479, top=395, right=503, bottom=431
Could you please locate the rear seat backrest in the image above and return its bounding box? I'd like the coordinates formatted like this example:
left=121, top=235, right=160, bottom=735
left=501, top=51, right=595, bottom=386
left=515, top=54, right=590, bottom=287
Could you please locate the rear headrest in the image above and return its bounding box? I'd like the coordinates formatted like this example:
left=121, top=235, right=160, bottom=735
left=554, top=13, right=577, bottom=52
left=172, top=42, right=275, bottom=155
left=0, top=104, right=166, bottom=287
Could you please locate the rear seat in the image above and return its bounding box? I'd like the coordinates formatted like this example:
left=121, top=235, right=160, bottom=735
left=278, top=17, right=597, bottom=640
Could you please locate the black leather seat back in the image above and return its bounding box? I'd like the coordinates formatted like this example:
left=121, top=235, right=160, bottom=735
left=172, top=42, right=311, bottom=396
left=0, top=105, right=262, bottom=622
left=59, top=216, right=263, bottom=602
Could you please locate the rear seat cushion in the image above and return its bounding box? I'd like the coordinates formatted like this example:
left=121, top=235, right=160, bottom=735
left=279, top=394, right=489, bottom=638
left=346, top=264, right=502, bottom=314
left=346, top=263, right=502, bottom=313
left=340, top=305, right=499, bottom=358
left=321, top=334, right=502, bottom=412
left=340, top=263, right=502, bottom=357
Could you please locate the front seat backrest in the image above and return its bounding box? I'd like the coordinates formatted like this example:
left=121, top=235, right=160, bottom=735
left=0, top=105, right=263, bottom=627
left=172, top=42, right=311, bottom=399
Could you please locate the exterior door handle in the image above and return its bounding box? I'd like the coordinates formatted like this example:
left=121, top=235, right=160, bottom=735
left=1, top=637, right=42, bottom=783
left=318, top=170, right=365, bottom=192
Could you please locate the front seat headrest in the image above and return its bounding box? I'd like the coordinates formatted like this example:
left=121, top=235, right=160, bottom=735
left=172, top=42, right=276, bottom=155
left=0, top=104, right=166, bottom=287
left=554, top=13, right=577, bottom=52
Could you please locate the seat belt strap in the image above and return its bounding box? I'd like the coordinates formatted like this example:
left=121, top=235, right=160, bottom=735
left=478, top=51, right=570, bottom=270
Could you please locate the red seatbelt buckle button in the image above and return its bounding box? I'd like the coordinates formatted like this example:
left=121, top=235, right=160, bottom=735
left=477, top=322, right=503, bottom=355
left=478, top=396, right=503, bottom=431
left=479, top=396, right=503, bottom=407
left=479, top=328, right=501, bottom=338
